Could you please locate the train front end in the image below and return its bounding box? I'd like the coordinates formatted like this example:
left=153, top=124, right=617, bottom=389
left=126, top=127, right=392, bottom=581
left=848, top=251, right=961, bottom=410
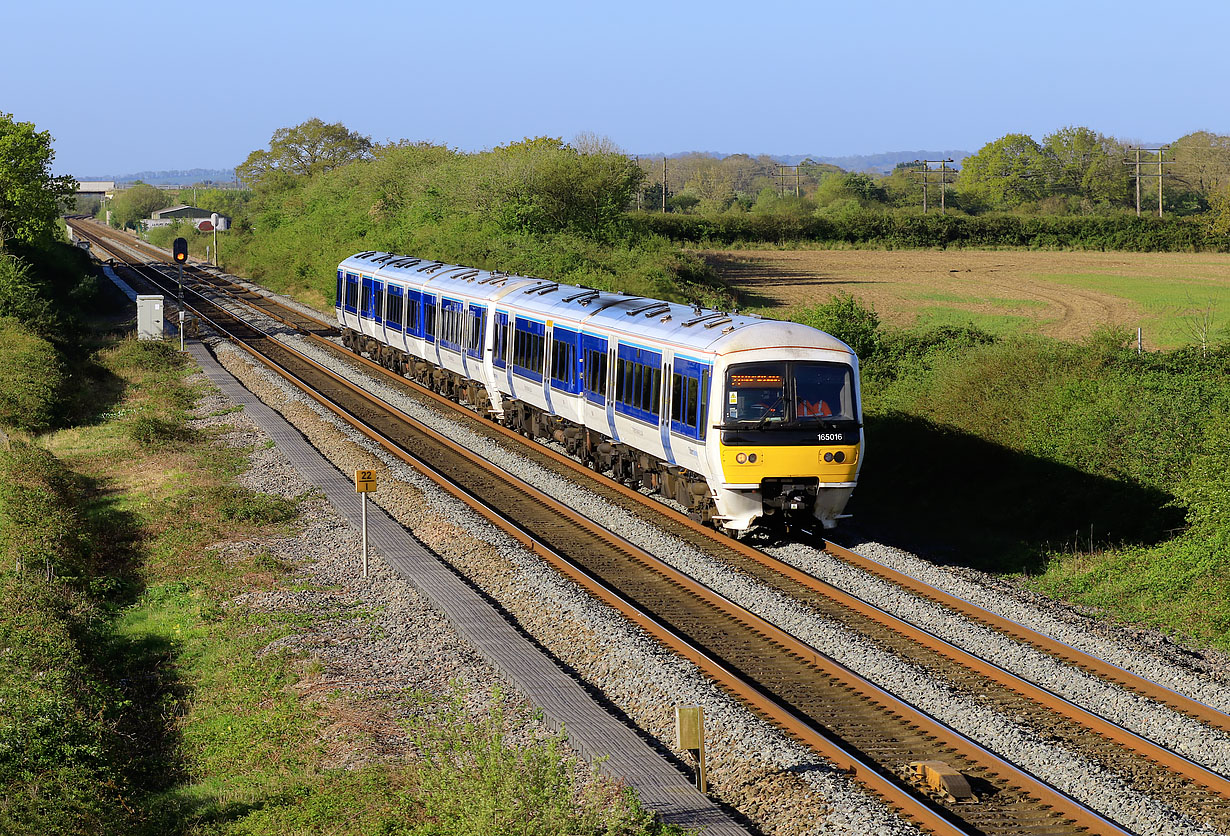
left=708, top=324, right=862, bottom=534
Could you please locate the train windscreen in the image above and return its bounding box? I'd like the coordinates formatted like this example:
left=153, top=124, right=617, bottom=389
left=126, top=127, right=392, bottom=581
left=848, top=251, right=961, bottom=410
left=724, top=362, right=855, bottom=427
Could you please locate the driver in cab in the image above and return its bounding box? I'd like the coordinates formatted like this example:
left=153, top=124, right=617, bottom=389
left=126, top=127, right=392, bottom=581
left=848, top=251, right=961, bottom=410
left=799, top=397, right=833, bottom=418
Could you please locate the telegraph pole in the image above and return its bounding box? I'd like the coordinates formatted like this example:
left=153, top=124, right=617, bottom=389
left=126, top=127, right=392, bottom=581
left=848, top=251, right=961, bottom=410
left=776, top=164, right=801, bottom=197
left=910, top=159, right=955, bottom=213
left=662, top=157, right=668, bottom=213
left=1125, top=146, right=1172, bottom=217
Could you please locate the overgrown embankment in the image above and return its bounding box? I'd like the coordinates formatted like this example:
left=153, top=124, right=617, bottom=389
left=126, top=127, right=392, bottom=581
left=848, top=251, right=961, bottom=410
left=2, top=327, right=681, bottom=835
left=806, top=294, right=1230, bottom=647
left=150, top=139, right=734, bottom=312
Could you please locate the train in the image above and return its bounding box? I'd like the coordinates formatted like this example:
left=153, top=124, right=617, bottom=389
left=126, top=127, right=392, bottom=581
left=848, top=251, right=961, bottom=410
left=336, top=252, right=863, bottom=535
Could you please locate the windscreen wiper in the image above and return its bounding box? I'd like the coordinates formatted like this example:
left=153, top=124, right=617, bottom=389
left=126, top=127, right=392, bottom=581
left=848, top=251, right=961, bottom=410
left=755, top=397, right=787, bottom=430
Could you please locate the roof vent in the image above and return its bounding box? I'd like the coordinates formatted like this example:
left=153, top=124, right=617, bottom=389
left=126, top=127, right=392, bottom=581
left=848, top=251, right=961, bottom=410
left=683, top=312, right=727, bottom=327
left=628, top=302, right=670, bottom=317
left=564, top=290, right=600, bottom=304
left=703, top=317, right=733, bottom=329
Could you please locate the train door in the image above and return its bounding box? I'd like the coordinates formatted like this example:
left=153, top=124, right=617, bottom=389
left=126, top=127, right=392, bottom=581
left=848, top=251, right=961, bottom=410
left=493, top=310, right=511, bottom=395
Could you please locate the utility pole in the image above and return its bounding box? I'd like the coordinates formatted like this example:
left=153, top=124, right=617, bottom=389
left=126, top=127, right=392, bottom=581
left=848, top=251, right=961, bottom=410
left=1125, top=146, right=1172, bottom=217
left=776, top=164, right=801, bottom=197
left=910, top=159, right=955, bottom=213
left=662, top=157, right=668, bottom=213
left=634, top=156, right=642, bottom=211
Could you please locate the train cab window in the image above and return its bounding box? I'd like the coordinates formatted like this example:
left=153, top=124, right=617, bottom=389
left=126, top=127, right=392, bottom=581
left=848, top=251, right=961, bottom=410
left=792, top=363, right=856, bottom=422
left=725, top=364, right=787, bottom=425
left=386, top=285, right=404, bottom=331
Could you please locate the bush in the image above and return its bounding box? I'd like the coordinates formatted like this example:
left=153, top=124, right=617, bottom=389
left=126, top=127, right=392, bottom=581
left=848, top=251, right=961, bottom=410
left=0, top=316, right=63, bottom=432
left=632, top=208, right=1219, bottom=251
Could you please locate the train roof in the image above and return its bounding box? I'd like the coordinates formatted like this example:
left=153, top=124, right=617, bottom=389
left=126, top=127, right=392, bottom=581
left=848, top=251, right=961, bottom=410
left=340, top=252, right=854, bottom=357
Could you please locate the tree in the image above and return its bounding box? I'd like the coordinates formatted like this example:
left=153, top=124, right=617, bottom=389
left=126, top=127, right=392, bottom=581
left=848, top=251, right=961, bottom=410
left=1043, top=126, right=1129, bottom=207
left=957, top=133, right=1056, bottom=209
left=1170, top=131, right=1230, bottom=195
left=236, top=118, right=373, bottom=189
left=108, top=183, right=171, bottom=230
left=0, top=113, right=76, bottom=246
left=465, top=137, right=643, bottom=238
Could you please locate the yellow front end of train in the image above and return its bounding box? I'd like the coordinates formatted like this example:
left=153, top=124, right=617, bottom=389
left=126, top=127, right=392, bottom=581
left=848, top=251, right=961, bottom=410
left=712, top=359, right=863, bottom=532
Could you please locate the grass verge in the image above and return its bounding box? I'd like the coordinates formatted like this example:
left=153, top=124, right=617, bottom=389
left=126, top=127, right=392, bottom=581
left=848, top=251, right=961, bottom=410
left=2, top=336, right=681, bottom=835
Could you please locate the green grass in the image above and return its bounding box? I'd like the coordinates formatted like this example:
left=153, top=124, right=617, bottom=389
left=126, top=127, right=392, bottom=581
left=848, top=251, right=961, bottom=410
left=3, top=335, right=683, bottom=835
left=907, top=305, right=1041, bottom=336
left=1038, top=272, right=1230, bottom=347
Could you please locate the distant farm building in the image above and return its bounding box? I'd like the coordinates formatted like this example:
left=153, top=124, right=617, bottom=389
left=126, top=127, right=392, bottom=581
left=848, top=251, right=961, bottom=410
left=144, top=205, right=231, bottom=231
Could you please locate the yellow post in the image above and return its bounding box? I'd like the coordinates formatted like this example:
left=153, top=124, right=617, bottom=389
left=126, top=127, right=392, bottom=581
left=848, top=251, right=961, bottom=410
left=676, top=705, right=707, bottom=793
left=354, top=470, right=377, bottom=577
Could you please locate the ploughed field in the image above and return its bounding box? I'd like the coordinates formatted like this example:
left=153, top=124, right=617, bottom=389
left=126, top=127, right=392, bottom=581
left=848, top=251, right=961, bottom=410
left=703, top=248, right=1230, bottom=348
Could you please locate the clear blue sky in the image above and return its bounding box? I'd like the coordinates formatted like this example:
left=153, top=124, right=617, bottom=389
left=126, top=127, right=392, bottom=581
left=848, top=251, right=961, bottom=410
left=4, top=0, right=1228, bottom=177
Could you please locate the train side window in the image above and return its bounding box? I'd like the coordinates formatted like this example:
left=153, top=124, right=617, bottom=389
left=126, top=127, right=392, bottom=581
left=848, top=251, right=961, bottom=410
left=386, top=286, right=404, bottom=331
left=406, top=290, right=420, bottom=334
left=344, top=272, right=359, bottom=312
left=424, top=296, right=436, bottom=342
left=512, top=317, right=545, bottom=380
left=467, top=306, right=485, bottom=357
left=494, top=312, right=508, bottom=368
left=584, top=347, right=606, bottom=397
left=650, top=367, right=661, bottom=416
left=336, top=270, right=343, bottom=307
left=671, top=373, right=683, bottom=423
left=374, top=281, right=385, bottom=324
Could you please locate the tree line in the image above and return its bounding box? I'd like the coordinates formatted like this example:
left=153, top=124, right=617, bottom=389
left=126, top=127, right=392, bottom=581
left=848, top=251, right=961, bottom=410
left=632, top=127, right=1230, bottom=219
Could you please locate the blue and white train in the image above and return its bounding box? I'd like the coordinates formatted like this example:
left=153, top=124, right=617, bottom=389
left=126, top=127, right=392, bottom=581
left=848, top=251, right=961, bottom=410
left=336, top=252, right=864, bottom=534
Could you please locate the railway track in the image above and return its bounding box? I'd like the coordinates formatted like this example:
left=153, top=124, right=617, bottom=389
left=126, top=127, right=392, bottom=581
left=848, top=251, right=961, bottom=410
left=73, top=218, right=1230, bottom=835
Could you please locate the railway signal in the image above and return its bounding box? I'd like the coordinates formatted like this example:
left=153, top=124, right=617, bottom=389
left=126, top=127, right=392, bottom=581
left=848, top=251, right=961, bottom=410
left=173, top=237, right=187, bottom=350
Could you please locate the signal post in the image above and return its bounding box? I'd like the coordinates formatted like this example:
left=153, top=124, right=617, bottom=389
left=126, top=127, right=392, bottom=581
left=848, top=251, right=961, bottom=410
left=173, top=237, right=188, bottom=350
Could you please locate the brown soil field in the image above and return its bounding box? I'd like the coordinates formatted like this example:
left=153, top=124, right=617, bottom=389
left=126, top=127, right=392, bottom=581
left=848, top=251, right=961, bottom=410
left=702, top=249, right=1230, bottom=346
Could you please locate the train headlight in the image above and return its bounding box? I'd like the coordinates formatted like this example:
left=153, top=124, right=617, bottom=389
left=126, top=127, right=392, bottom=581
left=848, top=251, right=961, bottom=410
left=834, top=451, right=845, bottom=463
left=736, top=453, right=747, bottom=464
left=748, top=453, right=757, bottom=463
left=823, top=452, right=833, bottom=462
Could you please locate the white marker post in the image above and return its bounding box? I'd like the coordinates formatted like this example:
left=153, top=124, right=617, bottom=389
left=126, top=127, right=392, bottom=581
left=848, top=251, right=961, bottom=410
left=354, top=469, right=377, bottom=577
